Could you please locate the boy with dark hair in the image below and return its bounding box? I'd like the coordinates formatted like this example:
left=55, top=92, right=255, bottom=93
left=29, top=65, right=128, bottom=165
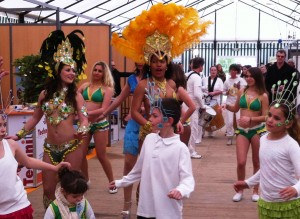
left=185, top=57, right=206, bottom=158
left=110, top=98, right=195, bottom=219
left=223, top=64, right=247, bottom=145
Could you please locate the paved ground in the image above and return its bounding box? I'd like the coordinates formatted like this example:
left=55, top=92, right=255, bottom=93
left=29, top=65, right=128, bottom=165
left=28, top=127, right=259, bottom=219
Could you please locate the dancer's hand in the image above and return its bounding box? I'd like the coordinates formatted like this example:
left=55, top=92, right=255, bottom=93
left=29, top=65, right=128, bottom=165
left=98, top=112, right=107, bottom=121
left=124, top=113, right=131, bottom=121
left=5, top=135, right=19, bottom=141
left=176, top=121, right=184, bottom=134
left=233, top=181, right=249, bottom=192
left=279, top=186, right=297, bottom=200
left=109, top=181, right=116, bottom=190
left=74, top=132, right=85, bottom=141
left=238, top=116, right=251, bottom=128
left=168, top=189, right=182, bottom=200
left=55, top=162, right=71, bottom=171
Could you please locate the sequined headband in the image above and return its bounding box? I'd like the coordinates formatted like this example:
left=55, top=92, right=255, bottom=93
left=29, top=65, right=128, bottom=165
left=270, top=72, right=298, bottom=121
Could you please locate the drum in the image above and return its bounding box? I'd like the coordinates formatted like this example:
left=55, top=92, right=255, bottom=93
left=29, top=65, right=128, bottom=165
left=198, top=105, right=216, bottom=127
left=205, top=99, right=225, bottom=132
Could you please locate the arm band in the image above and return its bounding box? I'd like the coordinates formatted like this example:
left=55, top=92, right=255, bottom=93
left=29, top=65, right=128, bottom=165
left=16, top=127, right=33, bottom=140
left=139, top=121, right=152, bottom=141
left=77, top=125, right=90, bottom=135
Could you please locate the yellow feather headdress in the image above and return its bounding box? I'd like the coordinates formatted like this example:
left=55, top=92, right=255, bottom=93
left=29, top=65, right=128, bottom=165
left=112, top=3, right=212, bottom=64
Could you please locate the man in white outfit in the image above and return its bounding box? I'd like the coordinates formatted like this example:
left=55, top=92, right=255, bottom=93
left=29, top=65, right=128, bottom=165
left=185, top=57, right=206, bottom=159
left=223, top=64, right=247, bottom=145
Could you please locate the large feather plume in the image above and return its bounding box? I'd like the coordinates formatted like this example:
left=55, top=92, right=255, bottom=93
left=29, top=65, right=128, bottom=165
left=112, top=3, right=212, bottom=63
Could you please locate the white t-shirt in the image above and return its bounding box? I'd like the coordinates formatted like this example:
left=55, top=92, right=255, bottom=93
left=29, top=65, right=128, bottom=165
left=246, top=134, right=300, bottom=202
left=0, top=139, right=30, bottom=215
left=223, top=77, right=247, bottom=105
left=186, top=71, right=204, bottom=108
left=115, top=133, right=195, bottom=219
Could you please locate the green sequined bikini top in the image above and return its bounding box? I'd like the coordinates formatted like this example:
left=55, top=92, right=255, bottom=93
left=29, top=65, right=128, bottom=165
left=41, top=88, right=75, bottom=126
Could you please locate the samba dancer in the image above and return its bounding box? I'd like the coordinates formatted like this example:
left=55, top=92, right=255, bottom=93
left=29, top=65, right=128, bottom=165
left=226, top=67, right=269, bottom=202
left=78, top=61, right=116, bottom=193
left=111, top=3, right=211, bottom=147
left=8, top=30, right=89, bottom=208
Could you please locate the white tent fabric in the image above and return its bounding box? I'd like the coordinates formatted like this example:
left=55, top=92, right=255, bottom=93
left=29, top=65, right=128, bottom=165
left=0, top=0, right=300, bottom=40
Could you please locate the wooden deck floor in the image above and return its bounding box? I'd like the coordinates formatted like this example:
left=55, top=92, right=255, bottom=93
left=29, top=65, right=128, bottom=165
left=28, top=127, right=259, bottom=219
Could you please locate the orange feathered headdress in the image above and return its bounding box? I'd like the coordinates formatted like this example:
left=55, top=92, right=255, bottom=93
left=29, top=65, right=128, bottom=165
left=111, top=3, right=212, bottom=64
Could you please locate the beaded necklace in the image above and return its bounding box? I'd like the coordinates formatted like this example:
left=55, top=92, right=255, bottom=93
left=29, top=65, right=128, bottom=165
left=42, top=88, right=75, bottom=126
left=152, top=77, right=167, bottom=97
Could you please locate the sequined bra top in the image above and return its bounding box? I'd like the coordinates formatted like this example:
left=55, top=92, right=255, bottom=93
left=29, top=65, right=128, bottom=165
left=41, top=89, right=75, bottom=126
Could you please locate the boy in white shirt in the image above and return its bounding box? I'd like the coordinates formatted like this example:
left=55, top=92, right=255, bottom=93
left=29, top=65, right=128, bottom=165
left=110, top=98, right=195, bottom=219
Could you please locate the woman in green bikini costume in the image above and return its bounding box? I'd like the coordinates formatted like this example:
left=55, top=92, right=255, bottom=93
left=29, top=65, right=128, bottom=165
left=226, top=67, right=269, bottom=202
left=9, top=30, right=89, bottom=209
left=78, top=61, right=116, bottom=193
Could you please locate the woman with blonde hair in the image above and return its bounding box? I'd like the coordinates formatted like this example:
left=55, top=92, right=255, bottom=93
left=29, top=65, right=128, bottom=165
left=78, top=61, right=116, bottom=193
left=98, top=62, right=144, bottom=218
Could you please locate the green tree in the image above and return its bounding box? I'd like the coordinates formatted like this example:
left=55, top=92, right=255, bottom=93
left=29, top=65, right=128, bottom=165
left=13, top=54, right=48, bottom=104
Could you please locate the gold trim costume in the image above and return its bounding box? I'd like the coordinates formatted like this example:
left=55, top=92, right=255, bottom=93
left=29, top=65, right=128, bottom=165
left=43, top=139, right=82, bottom=165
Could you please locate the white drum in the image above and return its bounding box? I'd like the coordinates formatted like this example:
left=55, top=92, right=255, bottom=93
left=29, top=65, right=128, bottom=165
left=198, top=105, right=216, bottom=127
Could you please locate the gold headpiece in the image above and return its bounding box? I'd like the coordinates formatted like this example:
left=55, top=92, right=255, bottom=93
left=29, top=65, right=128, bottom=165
left=53, top=38, right=75, bottom=69
left=39, top=30, right=87, bottom=80
left=112, top=3, right=212, bottom=64
left=144, top=31, right=171, bottom=64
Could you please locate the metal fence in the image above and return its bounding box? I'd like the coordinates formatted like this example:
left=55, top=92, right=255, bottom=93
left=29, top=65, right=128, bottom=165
left=182, top=41, right=291, bottom=77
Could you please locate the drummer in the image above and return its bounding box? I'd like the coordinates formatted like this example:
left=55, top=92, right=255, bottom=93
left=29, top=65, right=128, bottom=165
left=202, top=66, right=224, bottom=137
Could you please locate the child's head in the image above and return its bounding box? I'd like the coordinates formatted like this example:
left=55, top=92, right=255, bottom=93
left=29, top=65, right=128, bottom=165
left=267, top=100, right=300, bottom=144
left=149, top=98, right=181, bottom=131
left=58, top=167, right=88, bottom=204
left=229, top=64, right=240, bottom=78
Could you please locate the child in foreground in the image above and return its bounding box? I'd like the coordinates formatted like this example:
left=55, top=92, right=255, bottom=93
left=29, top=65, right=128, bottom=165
left=234, top=99, right=300, bottom=218
left=110, top=98, right=195, bottom=219
left=44, top=167, right=95, bottom=219
left=0, top=114, right=70, bottom=219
